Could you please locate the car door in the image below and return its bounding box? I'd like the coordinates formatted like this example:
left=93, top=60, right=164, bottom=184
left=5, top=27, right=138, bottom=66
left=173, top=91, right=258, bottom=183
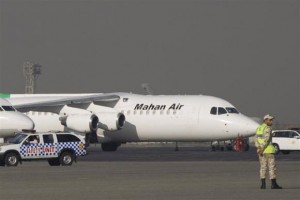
left=41, top=134, right=58, bottom=158
left=288, top=131, right=300, bottom=150
left=19, top=135, right=41, bottom=159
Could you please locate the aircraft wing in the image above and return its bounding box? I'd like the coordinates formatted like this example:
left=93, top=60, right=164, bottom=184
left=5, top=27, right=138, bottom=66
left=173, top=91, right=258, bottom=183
left=8, top=93, right=121, bottom=113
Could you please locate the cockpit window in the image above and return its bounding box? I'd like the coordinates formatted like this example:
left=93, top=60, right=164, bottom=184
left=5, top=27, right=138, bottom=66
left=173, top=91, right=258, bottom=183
left=226, top=107, right=239, bottom=114
left=210, top=107, right=217, bottom=115
left=0, top=107, right=3, bottom=111
left=2, top=106, right=16, bottom=111
left=218, top=107, right=227, bottom=115
left=211, top=107, right=229, bottom=115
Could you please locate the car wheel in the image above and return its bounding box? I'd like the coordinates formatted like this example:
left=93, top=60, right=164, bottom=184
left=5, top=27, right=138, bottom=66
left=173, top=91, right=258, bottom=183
left=273, top=144, right=280, bottom=155
left=59, top=152, right=74, bottom=166
left=48, top=158, right=60, bottom=166
left=5, top=152, right=19, bottom=167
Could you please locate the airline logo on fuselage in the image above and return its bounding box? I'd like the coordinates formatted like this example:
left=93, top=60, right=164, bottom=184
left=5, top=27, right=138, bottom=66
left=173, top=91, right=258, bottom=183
left=134, top=103, right=184, bottom=110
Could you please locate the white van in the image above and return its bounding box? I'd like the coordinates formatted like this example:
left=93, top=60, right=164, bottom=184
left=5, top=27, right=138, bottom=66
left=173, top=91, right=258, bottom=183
left=272, top=130, right=300, bottom=154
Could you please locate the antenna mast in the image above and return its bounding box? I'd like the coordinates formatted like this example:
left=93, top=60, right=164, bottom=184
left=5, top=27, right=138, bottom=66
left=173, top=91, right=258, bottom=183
left=23, top=61, right=42, bottom=94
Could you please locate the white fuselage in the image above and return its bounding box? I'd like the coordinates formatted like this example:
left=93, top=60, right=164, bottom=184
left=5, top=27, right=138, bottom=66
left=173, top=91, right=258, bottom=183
left=0, top=99, right=35, bottom=138
left=8, top=93, right=259, bottom=143
left=99, top=94, right=258, bottom=142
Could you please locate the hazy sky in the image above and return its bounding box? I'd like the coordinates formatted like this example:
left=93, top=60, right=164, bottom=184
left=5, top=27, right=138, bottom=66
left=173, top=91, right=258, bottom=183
left=0, top=0, right=299, bottom=125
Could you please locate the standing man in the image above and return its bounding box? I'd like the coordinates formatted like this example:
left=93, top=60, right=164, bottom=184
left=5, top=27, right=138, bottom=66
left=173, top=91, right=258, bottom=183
left=256, top=114, right=282, bottom=189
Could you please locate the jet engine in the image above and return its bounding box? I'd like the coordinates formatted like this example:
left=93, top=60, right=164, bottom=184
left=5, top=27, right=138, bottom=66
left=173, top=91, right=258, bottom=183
left=60, top=114, right=99, bottom=133
left=98, top=112, right=125, bottom=131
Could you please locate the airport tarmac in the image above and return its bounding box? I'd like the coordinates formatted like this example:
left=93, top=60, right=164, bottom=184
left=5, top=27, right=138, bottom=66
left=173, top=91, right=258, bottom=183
left=0, top=143, right=299, bottom=200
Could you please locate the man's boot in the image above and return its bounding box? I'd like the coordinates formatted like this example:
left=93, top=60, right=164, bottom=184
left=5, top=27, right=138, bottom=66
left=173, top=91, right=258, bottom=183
left=260, top=179, right=266, bottom=189
left=271, top=179, right=282, bottom=189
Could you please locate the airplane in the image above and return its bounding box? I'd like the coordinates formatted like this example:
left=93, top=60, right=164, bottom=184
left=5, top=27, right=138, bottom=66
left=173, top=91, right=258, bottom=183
left=0, top=98, right=35, bottom=142
left=3, top=92, right=259, bottom=151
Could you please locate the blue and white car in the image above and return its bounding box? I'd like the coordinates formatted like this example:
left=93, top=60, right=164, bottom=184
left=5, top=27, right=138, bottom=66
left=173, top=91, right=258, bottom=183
left=0, top=132, right=86, bottom=166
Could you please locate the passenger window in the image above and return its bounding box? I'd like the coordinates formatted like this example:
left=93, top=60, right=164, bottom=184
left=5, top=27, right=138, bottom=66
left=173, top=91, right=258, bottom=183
left=218, top=107, right=227, bottom=115
left=43, top=134, right=54, bottom=144
left=210, top=107, right=217, bottom=115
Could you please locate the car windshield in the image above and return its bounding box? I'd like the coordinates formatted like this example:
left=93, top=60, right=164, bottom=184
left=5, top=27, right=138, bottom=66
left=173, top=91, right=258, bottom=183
left=9, top=134, right=28, bottom=144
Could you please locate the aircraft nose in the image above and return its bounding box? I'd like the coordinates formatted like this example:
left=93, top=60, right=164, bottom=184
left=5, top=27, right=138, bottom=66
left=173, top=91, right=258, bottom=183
left=15, top=113, right=35, bottom=131
left=246, top=119, right=259, bottom=136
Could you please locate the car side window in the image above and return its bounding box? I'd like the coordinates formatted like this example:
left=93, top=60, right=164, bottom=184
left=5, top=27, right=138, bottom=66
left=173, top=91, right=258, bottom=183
left=43, top=134, right=54, bottom=144
left=274, top=132, right=287, bottom=137
left=290, top=132, right=298, bottom=138
left=284, top=132, right=290, bottom=138
left=57, top=134, right=80, bottom=142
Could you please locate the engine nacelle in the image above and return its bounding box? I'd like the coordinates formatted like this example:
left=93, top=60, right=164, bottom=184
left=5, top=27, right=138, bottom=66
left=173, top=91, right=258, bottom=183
left=97, top=112, right=125, bottom=131
left=60, top=114, right=99, bottom=133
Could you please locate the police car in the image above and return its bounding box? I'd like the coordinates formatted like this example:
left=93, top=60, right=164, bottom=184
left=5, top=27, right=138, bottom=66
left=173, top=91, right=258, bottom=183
left=272, top=130, right=300, bottom=154
left=0, top=132, right=86, bottom=166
